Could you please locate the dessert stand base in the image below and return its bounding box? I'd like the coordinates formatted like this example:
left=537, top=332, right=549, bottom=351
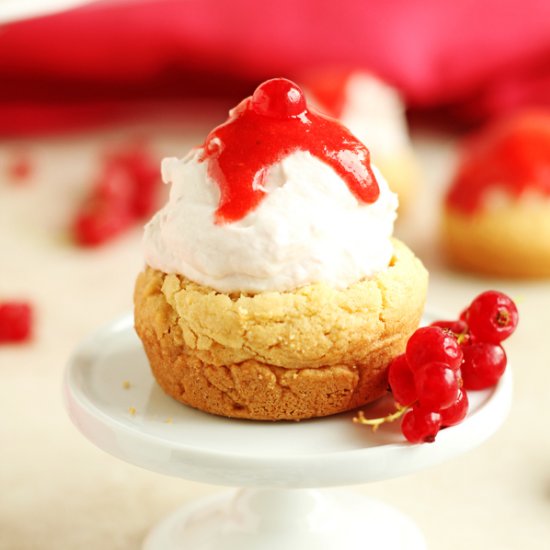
left=143, top=488, right=426, bottom=550
left=64, top=314, right=511, bottom=550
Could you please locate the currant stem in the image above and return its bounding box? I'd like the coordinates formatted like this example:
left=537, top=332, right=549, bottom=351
left=353, top=404, right=409, bottom=432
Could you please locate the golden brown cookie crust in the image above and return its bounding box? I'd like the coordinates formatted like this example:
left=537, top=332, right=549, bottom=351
left=134, top=239, right=428, bottom=420
left=443, top=202, right=550, bottom=278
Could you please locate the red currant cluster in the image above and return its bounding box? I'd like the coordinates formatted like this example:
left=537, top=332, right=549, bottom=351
left=355, top=291, right=518, bottom=444
left=73, top=142, right=161, bottom=246
left=0, top=302, right=32, bottom=344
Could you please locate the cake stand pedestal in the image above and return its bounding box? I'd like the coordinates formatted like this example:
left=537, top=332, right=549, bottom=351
left=64, top=314, right=512, bottom=550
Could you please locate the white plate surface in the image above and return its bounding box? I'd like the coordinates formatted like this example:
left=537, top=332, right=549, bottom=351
left=64, top=313, right=512, bottom=488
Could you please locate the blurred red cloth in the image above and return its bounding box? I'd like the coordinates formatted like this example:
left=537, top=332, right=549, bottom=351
left=1, top=0, right=550, bottom=135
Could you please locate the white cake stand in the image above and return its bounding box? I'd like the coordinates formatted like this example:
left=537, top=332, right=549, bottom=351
left=63, top=313, right=512, bottom=550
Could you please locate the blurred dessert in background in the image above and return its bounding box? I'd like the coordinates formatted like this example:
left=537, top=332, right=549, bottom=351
left=302, top=69, right=420, bottom=212
left=134, top=78, right=428, bottom=421
left=442, top=110, right=550, bottom=278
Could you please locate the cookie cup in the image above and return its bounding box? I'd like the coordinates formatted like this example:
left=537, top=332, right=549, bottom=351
left=134, top=239, right=428, bottom=420
left=443, top=199, right=550, bottom=278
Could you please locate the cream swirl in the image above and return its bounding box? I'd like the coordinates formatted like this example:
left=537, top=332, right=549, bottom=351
left=143, top=149, right=398, bottom=293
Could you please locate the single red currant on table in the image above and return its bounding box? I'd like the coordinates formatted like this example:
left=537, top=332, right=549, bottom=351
left=354, top=290, right=518, bottom=444
left=0, top=302, right=33, bottom=343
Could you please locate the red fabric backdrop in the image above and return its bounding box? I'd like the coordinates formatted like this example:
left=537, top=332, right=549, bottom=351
left=1, top=0, right=550, bottom=135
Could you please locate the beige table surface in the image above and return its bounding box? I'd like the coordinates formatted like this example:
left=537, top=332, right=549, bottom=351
left=1, top=118, right=549, bottom=550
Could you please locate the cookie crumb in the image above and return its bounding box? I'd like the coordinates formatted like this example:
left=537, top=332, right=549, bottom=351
left=122, top=380, right=132, bottom=389
left=128, top=406, right=136, bottom=416
left=164, top=417, right=173, bottom=424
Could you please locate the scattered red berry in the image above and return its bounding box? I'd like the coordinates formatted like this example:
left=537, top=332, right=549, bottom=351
left=106, top=144, right=161, bottom=218
left=406, top=326, right=463, bottom=372
left=401, top=404, right=442, bottom=444
left=251, top=78, right=307, bottom=119
left=72, top=141, right=162, bottom=247
left=461, top=342, right=507, bottom=390
left=440, top=389, right=469, bottom=427
left=414, top=362, right=460, bottom=410
left=8, top=150, right=33, bottom=183
left=73, top=164, right=135, bottom=246
left=95, top=163, right=135, bottom=207
left=388, top=354, right=417, bottom=406
left=465, top=291, right=519, bottom=344
left=0, top=302, right=33, bottom=343
left=73, top=199, right=134, bottom=247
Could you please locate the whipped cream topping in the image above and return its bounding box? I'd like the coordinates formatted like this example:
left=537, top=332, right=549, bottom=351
left=143, top=149, right=398, bottom=293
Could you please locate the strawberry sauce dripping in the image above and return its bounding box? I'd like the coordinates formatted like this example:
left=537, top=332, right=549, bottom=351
left=200, top=78, right=379, bottom=223
left=447, top=111, right=550, bottom=214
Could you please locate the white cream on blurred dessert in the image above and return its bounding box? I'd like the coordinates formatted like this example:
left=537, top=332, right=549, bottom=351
left=301, top=71, right=419, bottom=212
left=143, top=149, right=398, bottom=293
left=336, top=72, right=411, bottom=158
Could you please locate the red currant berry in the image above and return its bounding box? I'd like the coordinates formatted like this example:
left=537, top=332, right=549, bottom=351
left=461, top=342, right=507, bottom=390
left=459, top=307, right=469, bottom=323
left=388, top=354, right=417, bottom=406
left=466, top=291, right=519, bottom=344
left=8, top=150, right=33, bottom=183
left=401, top=404, right=442, bottom=443
left=107, top=145, right=161, bottom=218
left=430, top=319, right=468, bottom=334
left=406, top=326, right=463, bottom=372
left=251, top=78, right=307, bottom=119
left=440, top=389, right=469, bottom=427
left=73, top=199, right=133, bottom=247
left=430, top=319, right=470, bottom=342
left=95, top=164, right=135, bottom=207
left=414, top=361, right=460, bottom=410
left=0, top=302, right=33, bottom=343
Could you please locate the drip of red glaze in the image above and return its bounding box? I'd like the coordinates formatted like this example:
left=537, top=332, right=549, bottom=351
left=200, top=78, right=379, bottom=223
left=447, top=111, right=550, bottom=214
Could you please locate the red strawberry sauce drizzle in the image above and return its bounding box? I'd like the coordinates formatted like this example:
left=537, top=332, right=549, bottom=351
left=199, top=78, right=379, bottom=223
left=447, top=111, right=550, bottom=214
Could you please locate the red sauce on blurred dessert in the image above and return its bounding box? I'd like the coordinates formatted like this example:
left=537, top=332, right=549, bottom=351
left=301, top=71, right=353, bottom=118
left=447, top=111, right=550, bottom=214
